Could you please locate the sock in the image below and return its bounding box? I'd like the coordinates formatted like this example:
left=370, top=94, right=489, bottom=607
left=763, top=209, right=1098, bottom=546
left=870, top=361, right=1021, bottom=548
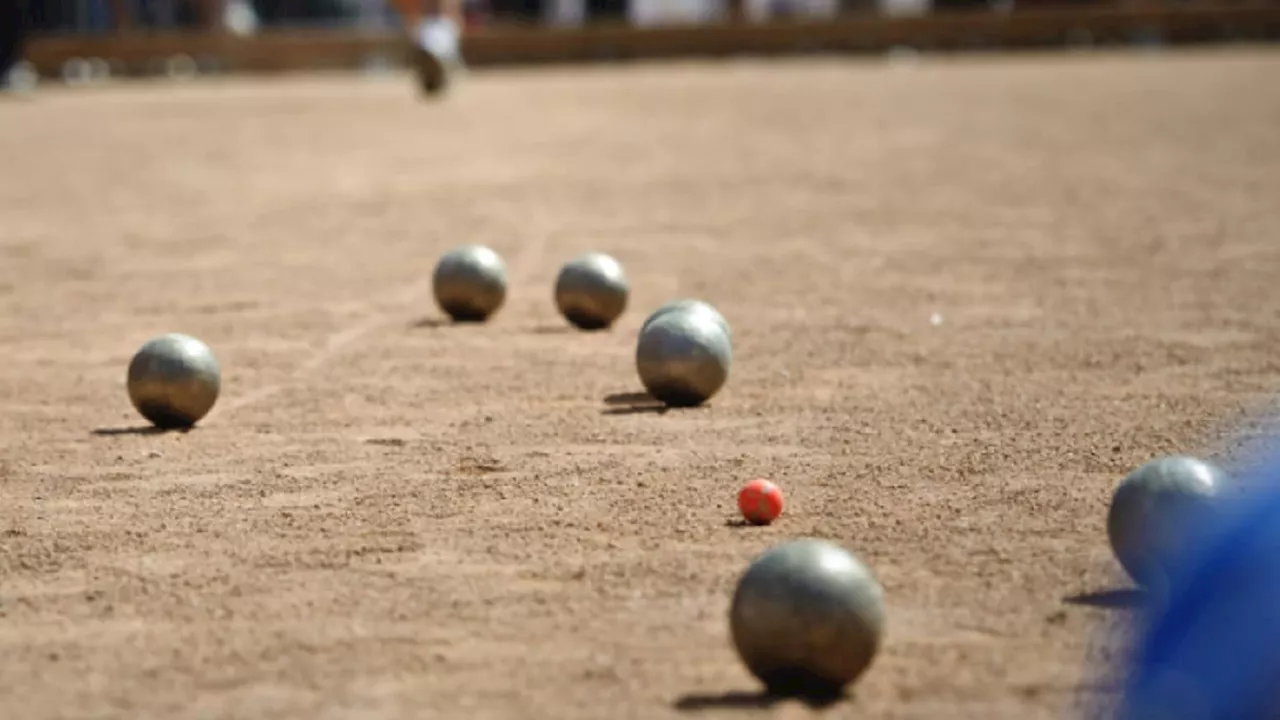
left=416, top=17, right=460, bottom=62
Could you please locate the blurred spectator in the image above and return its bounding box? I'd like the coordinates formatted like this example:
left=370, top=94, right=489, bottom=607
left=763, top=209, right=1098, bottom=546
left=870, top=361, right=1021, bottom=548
left=487, top=0, right=539, bottom=24
left=250, top=0, right=360, bottom=26
left=587, top=0, right=625, bottom=21
left=20, top=0, right=203, bottom=30
left=878, top=0, right=929, bottom=16
left=23, top=0, right=71, bottom=30
left=462, top=0, right=486, bottom=27
left=135, top=0, right=202, bottom=27
left=1, top=0, right=28, bottom=87
left=223, top=0, right=261, bottom=33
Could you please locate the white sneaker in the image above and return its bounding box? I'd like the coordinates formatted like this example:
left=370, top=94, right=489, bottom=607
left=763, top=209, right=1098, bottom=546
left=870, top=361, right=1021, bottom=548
left=417, top=17, right=461, bottom=65
left=411, top=17, right=466, bottom=98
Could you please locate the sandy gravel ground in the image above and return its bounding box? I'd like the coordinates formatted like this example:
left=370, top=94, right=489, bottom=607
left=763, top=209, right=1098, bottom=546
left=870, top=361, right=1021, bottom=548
left=1, top=45, right=1278, bottom=719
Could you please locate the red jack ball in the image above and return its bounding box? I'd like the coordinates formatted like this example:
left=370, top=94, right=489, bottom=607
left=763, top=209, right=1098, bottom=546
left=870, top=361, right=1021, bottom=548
left=739, top=479, right=785, bottom=525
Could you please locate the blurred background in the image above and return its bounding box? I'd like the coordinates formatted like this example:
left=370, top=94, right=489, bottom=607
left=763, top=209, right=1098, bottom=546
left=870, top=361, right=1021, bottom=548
left=16, top=0, right=1013, bottom=34
left=7, top=0, right=1280, bottom=84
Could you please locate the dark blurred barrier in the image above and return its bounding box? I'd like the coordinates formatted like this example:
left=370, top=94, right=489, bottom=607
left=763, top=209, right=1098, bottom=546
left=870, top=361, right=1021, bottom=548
left=21, top=3, right=1280, bottom=77
left=460, top=4, right=1280, bottom=62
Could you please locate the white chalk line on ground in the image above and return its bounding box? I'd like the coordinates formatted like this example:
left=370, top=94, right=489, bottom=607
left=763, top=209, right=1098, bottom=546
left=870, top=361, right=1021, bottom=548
left=213, top=233, right=550, bottom=423
left=214, top=280, right=429, bottom=420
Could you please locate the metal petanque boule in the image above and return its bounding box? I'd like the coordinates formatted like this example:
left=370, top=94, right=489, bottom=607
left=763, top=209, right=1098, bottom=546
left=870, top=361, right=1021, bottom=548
left=61, top=57, right=92, bottom=86
left=641, top=298, right=731, bottom=340
left=554, top=252, right=629, bottom=330
left=1108, top=454, right=1225, bottom=591
left=165, top=54, right=199, bottom=81
left=5, top=61, right=38, bottom=94
left=127, top=333, right=222, bottom=429
left=635, top=308, right=731, bottom=407
left=730, top=539, right=885, bottom=699
left=432, top=244, right=508, bottom=323
left=87, top=58, right=111, bottom=84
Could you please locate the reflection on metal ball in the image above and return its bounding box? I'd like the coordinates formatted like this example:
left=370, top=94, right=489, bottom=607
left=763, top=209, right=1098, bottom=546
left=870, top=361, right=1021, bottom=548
left=432, top=244, right=508, bottom=323
left=127, top=333, right=221, bottom=429
left=554, top=252, right=628, bottom=330
left=641, top=298, right=731, bottom=340
left=635, top=309, right=731, bottom=407
left=731, top=539, right=885, bottom=698
left=1108, top=455, right=1224, bottom=590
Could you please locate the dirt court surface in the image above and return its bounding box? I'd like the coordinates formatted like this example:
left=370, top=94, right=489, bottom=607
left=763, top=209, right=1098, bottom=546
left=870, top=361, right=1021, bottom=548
left=2, top=45, right=1279, bottom=719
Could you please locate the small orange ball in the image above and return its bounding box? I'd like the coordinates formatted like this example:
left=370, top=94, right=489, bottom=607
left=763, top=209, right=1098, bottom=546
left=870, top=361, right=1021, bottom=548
left=738, top=479, right=784, bottom=525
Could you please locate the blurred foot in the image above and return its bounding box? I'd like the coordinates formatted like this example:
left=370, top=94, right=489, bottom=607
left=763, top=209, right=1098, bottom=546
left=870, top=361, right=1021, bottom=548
left=412, top=45, right=449, bottom=97
left=418, top=17, right=461, bottom=65
left=412, top=17, right=464, bottom=98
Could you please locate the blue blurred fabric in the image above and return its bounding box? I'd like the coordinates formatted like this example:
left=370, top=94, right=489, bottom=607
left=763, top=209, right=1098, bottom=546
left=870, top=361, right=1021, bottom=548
left=1117, top=444, right=1280, bottom=720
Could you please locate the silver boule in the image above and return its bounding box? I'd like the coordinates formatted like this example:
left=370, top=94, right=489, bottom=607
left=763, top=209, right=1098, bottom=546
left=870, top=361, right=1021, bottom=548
left=641, top=298, right=731, bottom=340
left=127, top=333, right=221, bottom=429
left=432, top=244, right=508, bottom=323
left=6, top=61, right=38, bottom=93
left=1108, top=455, right=1224, bottom=590
left=554, top=252, right=629, bottom=330
left=635, top=309, right=731, bottom=407
left=165, top=54, right=199, bottom=81
left=731, top=539, right=885, bottom=697
left=86, top=57, right=111, bottom=83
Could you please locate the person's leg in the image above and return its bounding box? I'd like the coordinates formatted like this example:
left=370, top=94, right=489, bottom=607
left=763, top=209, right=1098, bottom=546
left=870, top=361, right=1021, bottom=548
left=391, top=0, right=463, bottom=28
left=387, top=0, right=422, bottom=29
left=389, top=0, right=464, bottom=95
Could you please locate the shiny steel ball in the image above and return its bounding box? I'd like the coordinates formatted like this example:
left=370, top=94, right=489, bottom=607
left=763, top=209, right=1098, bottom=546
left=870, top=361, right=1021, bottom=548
left=432, top=244, right=508, bottom=323
left=554, top=252, right=629, bottom=330
left=641, top=298, right=731, bottom=341
left=127, top=333, right=221, bottom=429
left=635, top=309, right=731, bottom=407
left=730, top=539, right=886, bottom=697
left=1108, top=455, right=1225, bottom=590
